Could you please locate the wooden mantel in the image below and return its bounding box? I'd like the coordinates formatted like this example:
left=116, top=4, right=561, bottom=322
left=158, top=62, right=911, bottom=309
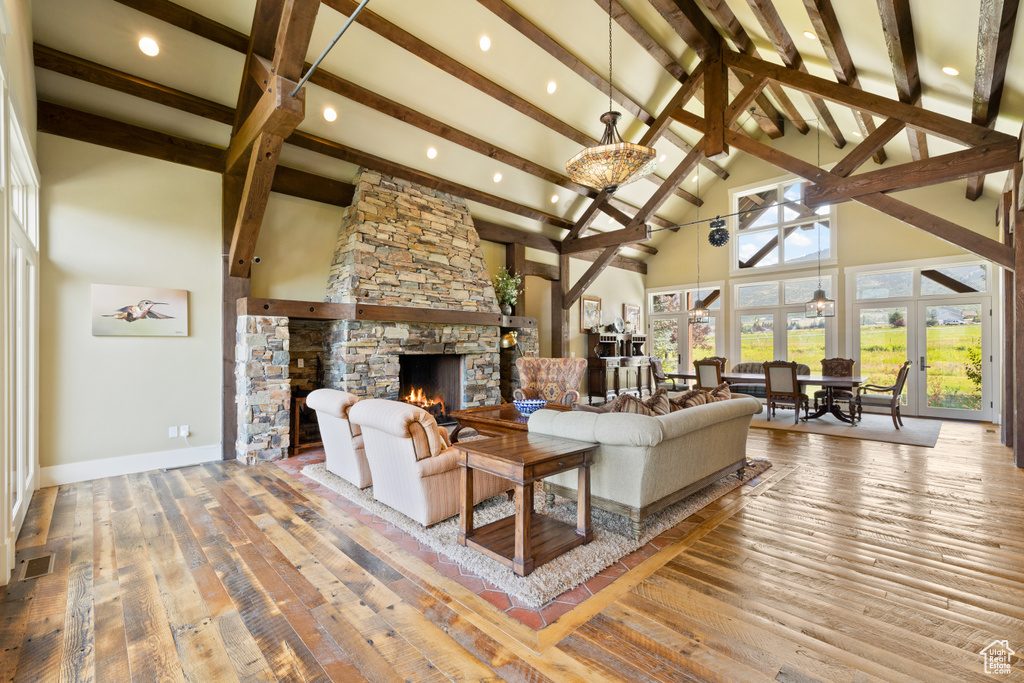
left=237, top=298, right=538, bottom=328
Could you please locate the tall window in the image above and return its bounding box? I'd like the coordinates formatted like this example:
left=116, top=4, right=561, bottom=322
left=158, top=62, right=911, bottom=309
left=732, top=275, right=835, bottom=366
left=732, top=180, right=835, bottom=274
left=649, top=285, right=723, bottom=373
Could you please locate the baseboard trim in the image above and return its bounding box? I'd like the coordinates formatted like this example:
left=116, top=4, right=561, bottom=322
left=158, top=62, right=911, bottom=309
left=40, top=444, right=223, bottom=487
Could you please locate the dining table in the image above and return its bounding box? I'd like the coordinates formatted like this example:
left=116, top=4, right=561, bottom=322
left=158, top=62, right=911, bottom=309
left=667, top=371, right=869, bottom=424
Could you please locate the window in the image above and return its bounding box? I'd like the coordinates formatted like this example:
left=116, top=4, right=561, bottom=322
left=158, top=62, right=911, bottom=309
left=732, top=275, right=835, bottom=365
left=732, top=179, right=834, bottom=274
left=648, top=284, right=723, bottom=374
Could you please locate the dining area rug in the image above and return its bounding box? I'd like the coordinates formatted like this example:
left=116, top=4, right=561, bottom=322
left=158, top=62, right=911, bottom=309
left=301, top=458, right=771, bottom=609
left=750, top=410, right=941, bottom=447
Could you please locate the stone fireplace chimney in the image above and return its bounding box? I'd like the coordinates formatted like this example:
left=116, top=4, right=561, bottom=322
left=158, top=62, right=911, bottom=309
left=326, top=170, right=500, bottom=312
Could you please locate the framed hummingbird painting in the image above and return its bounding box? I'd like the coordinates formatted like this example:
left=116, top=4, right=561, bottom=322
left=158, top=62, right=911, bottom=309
left=91, top=284, right=189, bottom=336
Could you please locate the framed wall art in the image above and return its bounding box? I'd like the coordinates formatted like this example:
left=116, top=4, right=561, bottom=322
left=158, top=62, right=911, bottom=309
left=581, top=295, right=602, bottom=332
left=91, top=284, right=189, bottom=336
left=623, top=303, right=641, bottom=331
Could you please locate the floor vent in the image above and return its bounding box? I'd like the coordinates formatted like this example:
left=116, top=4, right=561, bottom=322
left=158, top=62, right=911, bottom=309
left=22, top=554, right=55, bottom=581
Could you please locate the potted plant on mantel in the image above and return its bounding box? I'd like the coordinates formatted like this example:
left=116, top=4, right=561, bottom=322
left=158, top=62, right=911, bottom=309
left=492, top=266, right=522, bottom=316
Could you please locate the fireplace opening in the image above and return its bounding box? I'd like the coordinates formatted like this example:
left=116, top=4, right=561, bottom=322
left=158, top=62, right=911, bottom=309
left=398, top=354, right=462, bottom=425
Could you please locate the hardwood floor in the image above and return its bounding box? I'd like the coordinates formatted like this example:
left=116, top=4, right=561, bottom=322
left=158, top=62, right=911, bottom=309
left=2, top=421, right=1023, bottom=681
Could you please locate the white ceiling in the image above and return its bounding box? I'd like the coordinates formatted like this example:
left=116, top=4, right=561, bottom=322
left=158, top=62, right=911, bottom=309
left=32, top=0, right=1024, bottom=257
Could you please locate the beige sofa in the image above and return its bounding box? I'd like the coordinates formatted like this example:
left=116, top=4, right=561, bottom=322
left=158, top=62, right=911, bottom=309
left=528, top=396, right=762, bottom=538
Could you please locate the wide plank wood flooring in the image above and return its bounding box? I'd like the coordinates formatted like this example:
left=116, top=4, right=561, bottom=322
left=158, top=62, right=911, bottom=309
left=2, top=421, right=1023, bottom=681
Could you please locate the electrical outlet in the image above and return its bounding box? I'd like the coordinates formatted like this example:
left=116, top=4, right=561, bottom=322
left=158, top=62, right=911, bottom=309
left=168, top=426, right=178, bottom=438
left=297, top=358, right=304, bottom=368
left=570, top=351, right=576, bottom=358
left=180, top=425, right=190, bottom=438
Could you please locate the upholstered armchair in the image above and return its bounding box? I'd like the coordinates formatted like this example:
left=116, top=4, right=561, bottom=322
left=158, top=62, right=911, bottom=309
left=348, top=399, right=511, bottom=526
left=650, top=357, right=687, bottom=393
left=855, top=360, right=912, bottom=428
left=513, top=357, right=587, bottom=406
left=815, top=358, right=856, bottom=414
left=306, top=389, right=372, bottom=489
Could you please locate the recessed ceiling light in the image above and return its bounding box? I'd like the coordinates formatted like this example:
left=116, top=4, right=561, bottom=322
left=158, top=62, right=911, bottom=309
left=659, top=154, right=667, bottom=162
left=426, top=147, right=437, bottom=159
left=803, top=31, right=817, bottom=40
left=493, top=173, right=503, bottom=182
left=139, top=37, right=159, bottom=56
left=547, top=81, right=557, bottom=94
left=480, top=36, right=491, bottom=51
left=691, top=175, right=699, bottom=183
left=323, top=107, right=337, bottom=122
left=942, top=66, right=959, bottom=76
left=551, top=194, right=559, bottom=203
left=851, top=130, right=862, bottom=137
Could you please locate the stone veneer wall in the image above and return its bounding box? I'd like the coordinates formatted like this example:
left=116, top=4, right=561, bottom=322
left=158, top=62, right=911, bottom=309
left=235, top=315, right=290, bottom=463
left=326, top=170, right=500, bottom=312
left=326, top=320, right=501, bottom=407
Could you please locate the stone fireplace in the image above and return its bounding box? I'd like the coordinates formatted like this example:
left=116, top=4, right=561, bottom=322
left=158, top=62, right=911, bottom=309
left=234, top=170, right=537, bottom=463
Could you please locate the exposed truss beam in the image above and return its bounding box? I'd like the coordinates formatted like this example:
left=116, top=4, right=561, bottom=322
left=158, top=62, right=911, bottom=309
left=802, top=0, right=886, bottom=163
left=473, top=219, right=647, bottom=274
left=725, top=51, right=1016, bottom=149
left=831, top=117, right=905, bottom=177
left=965, top=0, right=1020, bottom=200
left=744, top=0, right=845, bottom=148
left=876, top=0, right=929, bottom=160
left=698, top=0, right=810, bottom=134
left=673, top=108, right=1015, bottom=270
left=602, top=0, right=784, bottom=140
left=565, top=246, right=623, bottom=307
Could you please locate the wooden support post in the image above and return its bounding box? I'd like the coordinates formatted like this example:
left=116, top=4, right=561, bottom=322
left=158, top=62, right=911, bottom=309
left=1014, top=161, right=1024, bottom=467
left=1003, top=191, right=1014, bottom=447
left=703, top=43, right=728, bottom=161
left=506, top=242, right=526, bottom=317
left=552, top=254, right=571, bottom=358
left=222, top=174, right=251, bottom=460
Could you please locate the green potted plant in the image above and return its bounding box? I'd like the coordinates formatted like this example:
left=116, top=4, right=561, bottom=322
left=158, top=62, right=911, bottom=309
left=492, top=266, right=521, bottom=316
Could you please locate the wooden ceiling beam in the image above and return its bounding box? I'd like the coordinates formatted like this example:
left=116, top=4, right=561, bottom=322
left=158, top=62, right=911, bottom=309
left=744, top=0, right=845, bottom=149
left=804, top=142, right=1019, bottom=206
left=802, top=0, right=886, bottom=164
left=725, top=51, right=1016, bottom=148
left=472, top=219, right=647, bottom=274
left=36, top=101, right=353, bottom=206
left=831, top=117, right=904, bottom=177
left=111, top=0, right=249, bottom=51
left=876, top=0, right=929, bottom=160
left=603, top=0, right=783, bottom=141
left=698, top=0, right=810, bottom=135
left=224, top=73, right=304, bottom=174
left=674, top=108, right=1014, bottom=270
left=704, top=41, right=728, bottom=160
left=561, top=223, right=651, bottom=255
left=565, top=246, right=622, bottom=307
left=474, top=0, right=712, bottom=206
left=965, top=0, right=1020, bottom=200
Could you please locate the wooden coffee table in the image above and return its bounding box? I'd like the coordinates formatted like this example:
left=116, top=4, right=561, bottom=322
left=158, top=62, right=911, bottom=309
left=456, top=432, right=595, bottom=576
left=449, top=403, right=572, bottom=442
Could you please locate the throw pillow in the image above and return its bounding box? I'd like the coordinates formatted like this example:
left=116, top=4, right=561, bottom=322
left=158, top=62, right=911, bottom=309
left=646, top=388, right=671, bottom=415
left=669, top=388, right=711, bottom=411
left=709, top=382, right=732, bottom=401
left=605, top=394, right=656, bottom=416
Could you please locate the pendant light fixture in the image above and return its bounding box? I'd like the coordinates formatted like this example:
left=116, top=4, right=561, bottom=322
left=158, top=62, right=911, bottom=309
left=565, top=0, right=656, bottom=193
left=689, top=176, right=710, bottom=325
left=805, top=124, right=835, bottom=318
left=708, top=216, right=729, bottom=247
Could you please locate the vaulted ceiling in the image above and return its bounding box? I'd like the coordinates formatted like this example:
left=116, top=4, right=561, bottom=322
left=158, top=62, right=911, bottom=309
left=31, top=0, right=1024, bottom=268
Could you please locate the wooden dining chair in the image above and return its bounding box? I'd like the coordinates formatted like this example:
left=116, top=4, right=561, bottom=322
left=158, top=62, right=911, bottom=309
left=693, top=356, right=726, bottom=391
left=855, top=360, right=913, bottom=428
left=650, top=357, right=687, bottom=392
left=763, top=360, right=809, bottom=424
left=815, top=357, right=856, bottom=415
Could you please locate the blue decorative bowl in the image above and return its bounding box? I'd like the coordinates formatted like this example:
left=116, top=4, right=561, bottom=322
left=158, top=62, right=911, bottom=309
left=513, top=399, right=548, bottom=416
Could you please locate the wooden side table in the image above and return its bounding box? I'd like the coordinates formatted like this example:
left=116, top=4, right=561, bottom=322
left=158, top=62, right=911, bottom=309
left=456, top=432, right=595, bottom=576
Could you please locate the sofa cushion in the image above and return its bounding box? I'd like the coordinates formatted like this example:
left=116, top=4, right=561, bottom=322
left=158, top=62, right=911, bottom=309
left=606, top=394, right=657, bottom=416
left=669, top=383, right=733, bottom=411
left=710, top=383, right=732, bottom=400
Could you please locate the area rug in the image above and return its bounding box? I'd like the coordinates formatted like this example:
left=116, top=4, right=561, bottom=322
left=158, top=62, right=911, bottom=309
left=750, top=410, right=941, bottom=448
left=301, top=459, right=771, bottom=608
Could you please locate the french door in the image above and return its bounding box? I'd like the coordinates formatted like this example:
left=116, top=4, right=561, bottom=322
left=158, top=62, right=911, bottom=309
left=853, top=298, right=991, bottom=421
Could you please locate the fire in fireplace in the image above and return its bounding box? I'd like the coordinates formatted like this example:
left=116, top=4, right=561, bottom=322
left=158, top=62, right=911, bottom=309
left=398, top=354, right=463, bottom=425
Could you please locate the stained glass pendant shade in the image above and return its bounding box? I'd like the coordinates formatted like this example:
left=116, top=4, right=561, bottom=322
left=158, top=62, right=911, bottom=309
left=566, top=111, right=656, bottom=192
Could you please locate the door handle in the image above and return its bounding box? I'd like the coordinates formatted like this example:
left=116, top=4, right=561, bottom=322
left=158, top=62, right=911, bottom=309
left=919, top=355, right=931, bottom=370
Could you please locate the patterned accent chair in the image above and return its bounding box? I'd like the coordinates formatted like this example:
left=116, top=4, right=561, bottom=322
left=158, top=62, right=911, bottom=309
left=855, top=360, right=912, bottom=428
left=816, top=358, right=856, bottom=414
left=349, top=399, right=511, bottom=526
left=693, top=356, right=727, bottom=391
left=513, top=357, right=588, bottom=406
left=306, top=389, right=372, bottom=489
left=763, top=360, right=809, bottom=424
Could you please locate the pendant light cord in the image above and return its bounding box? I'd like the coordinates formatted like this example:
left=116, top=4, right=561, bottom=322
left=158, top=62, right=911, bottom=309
left=607, top=0, right=613, bottom=113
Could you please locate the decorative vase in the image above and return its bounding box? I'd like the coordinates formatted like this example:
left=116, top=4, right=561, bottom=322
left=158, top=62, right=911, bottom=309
left=500, top=303, right=512, bottom=316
